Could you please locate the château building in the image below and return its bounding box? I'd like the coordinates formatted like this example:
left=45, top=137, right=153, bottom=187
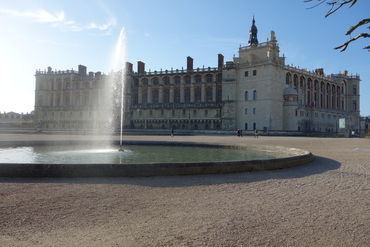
left=35, top=18, right=361, bottom=133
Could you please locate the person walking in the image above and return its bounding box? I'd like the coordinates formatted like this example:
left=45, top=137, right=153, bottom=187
left=254, top=129, right=258, bottom=139
left=170, top=127, right=174, bottom=137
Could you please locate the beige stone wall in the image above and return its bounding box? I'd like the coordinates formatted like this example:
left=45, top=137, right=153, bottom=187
left=35, top=32, right=361, bottom=133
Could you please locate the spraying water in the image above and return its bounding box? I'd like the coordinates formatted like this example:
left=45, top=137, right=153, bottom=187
left=110, top=27, right=127, bottom=151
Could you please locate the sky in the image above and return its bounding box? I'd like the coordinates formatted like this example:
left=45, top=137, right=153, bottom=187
left=0, top=0, right=369, bottom=115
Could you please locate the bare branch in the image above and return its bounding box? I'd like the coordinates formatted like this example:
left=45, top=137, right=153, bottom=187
left=346, top=19, right=370, bottom=35
left=325, top=0, right=357, bottom=17
left=364, top=46, right=370, bottom=51
left=335, top=33, right=370, bottom=52
left=305, top=0, right=326, bottom=9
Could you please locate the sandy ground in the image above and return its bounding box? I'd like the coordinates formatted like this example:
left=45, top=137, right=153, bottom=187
left=0, top=134, right=369, bottom=247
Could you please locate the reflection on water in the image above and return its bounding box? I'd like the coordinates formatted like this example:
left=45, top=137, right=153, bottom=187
left=0, top=145, right=278, bottom=164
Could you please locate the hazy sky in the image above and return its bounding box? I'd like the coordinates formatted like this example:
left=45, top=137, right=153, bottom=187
left=0, top=0, right=369, bottom=115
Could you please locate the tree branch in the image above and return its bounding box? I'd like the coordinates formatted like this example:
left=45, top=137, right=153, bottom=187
left=346, top=19, right=370, bottom=35
left=304, top=0, right=326, bottom=9
left=335, top=33, right=370, bottom=52
left=325, top=0, right=357, bottom=17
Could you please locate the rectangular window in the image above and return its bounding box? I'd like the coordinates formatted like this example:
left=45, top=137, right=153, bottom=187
left=253, top=70, right=257, bottom=76
left=244, top=108, right=248, bottom=114
left=253, top=108, right=256, bottom=114
left=244, top=71, right=249, bottom=77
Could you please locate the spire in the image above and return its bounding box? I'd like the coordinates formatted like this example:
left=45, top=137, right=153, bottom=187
left=248, top=16, right=258, bottom=46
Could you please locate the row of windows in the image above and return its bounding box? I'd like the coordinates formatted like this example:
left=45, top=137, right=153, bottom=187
left=244, top=108, right=256, bottom=115
left=133, top=86, right=222, bottom=104
left=244, top=90, right=257, bottom=101
left=244, top=122, right=257, bottom=130
left=296, top=110, right=345, bottom=119
left=285, top=72, right=347, bottom=95
left=244, top=70, right=257, bottom=77
left=137, top=73, right=222, bottom=87
left=137, top=109, right=220, bottom=117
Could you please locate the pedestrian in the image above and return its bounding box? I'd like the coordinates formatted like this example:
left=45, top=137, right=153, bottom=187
left=254, top=129, right=258, bottom=139
left=171, top=127, right=174, bottom=137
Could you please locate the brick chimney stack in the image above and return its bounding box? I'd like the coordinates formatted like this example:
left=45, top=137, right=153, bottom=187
left=126, top=62, right=133, bottom=73
left=137, top=61, right=145, bottom=75
left=218, top=54, right=224, bottom=70
left=78, top=65, right=87, bottom=76
left=187, top=56, right=193, bottom=71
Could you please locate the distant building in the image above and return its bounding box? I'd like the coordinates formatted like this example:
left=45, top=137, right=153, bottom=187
left=35, top=18, right=361, bottom=133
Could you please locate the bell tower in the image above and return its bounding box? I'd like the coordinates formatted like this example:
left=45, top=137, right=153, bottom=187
left=248, top=16, right=258, bottom=46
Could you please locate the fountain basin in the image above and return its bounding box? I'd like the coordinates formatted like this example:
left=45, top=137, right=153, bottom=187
left=0, top=140, right=314, bottom=177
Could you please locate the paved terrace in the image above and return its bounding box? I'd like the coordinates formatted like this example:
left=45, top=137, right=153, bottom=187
left=0, top=134, right=369, bottom=246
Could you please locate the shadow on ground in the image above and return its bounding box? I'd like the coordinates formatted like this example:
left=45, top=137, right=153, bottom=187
left=0, top=156, right=341, bottom=187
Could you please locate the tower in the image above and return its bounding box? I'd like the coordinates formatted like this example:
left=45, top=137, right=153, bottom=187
left=248, top=16, right=258, bottom=46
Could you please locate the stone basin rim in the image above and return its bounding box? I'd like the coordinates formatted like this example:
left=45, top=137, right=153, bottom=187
left=0, top=140, right=314, bottom=177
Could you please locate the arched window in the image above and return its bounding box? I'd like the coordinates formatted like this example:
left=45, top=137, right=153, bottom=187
left=245, top=123, right=248, bottom=130
left=174, top=87, right=180, bottom=103
left=253, top=122, right=256, bottom=130
left=163, top=88, right=170, bottom=103
left=195, top=86, right=201, bottom=102
left=286, top=73, right=291, bottom=85
left=142, top=78, right=148, bottom=86
left=300, top=76, right=305, bottom=88
left=216, top=73, right=222, bottom=82
left=293, top=74, right=298, bottom=89
left=152, top=88, right=159, bottom=103
left=174, top=76, right=181, bottom=85
left=206, top=74, right=213, bottom=83
left=195, top=74, right=202, bottom=83
left=253, top=90, right=257, bottom=100
left=184, top=75, right=191, bottom=84
left=152, top=77, right=159, bottom=86
left=244, top=91, right=249, bottom=101
left=162, top=76, right=170, bottom=85
left=184, top=87, right=191, bottom=103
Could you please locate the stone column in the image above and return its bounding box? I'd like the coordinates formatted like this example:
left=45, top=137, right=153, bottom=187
left=201, top=83, right=206, bottom=102
left=180, top=84, right=185, bottom=103
left=138, top=87, right=142, bottom=104
left=170, top=86, right=174, bottom=103
left=190, top=84, right=195, bottom=103
left=147, top=87, right=152, bottom=104
left=159, top=86, right=163, bottom=103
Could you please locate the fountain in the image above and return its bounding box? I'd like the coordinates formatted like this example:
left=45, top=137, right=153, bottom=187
left=110, top=27, right=127, bottom=151
left=0, top=28, right=314, bottom=177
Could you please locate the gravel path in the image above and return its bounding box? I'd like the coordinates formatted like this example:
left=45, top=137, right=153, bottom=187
left=0, top=134, right=369, bottom=246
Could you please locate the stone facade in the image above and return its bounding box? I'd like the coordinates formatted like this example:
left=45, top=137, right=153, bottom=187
left=35, top=19, right=361, bottom=133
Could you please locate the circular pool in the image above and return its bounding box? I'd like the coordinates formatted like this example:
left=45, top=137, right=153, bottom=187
left=0, top=140, right=314, bottom=177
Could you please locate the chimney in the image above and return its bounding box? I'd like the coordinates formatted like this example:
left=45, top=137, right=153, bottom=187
left=88, top=72, right=94, bottom=78
left=95, top=72, right=101, bottom=80
left=78, top=65, right=87, bottom=76
left=47, top=66, right=52, bottom=73
left=218, top=54, right=224, bottom=70
left=126, top=62, right=133, bottom=74
left=137, top=61, right=145, bottom=75
left=315, top=68, right=324, bottom=76
left=187, top=56, right=193, bottom=71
